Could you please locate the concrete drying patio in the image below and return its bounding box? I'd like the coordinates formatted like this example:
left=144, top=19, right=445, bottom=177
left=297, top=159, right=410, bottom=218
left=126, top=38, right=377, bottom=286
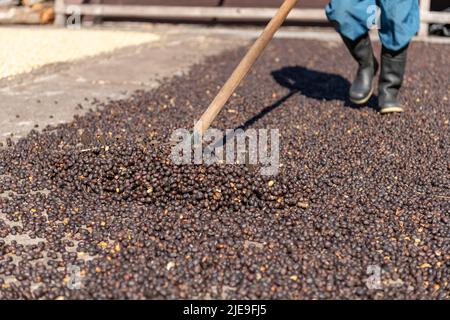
left=0, top=25, right=248, bottom=144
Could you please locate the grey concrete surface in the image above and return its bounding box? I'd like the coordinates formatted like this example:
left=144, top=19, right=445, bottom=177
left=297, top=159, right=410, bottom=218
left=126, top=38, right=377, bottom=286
left=0, top=29, right=248, bottom=143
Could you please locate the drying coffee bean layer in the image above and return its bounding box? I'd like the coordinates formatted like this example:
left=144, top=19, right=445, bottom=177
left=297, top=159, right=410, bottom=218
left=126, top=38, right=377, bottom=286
left=0, top=39, right=449, bottom=299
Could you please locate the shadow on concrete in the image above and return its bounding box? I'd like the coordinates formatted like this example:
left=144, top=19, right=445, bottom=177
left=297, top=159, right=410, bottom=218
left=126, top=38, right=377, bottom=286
left=237, top=65, right=378, bottom=131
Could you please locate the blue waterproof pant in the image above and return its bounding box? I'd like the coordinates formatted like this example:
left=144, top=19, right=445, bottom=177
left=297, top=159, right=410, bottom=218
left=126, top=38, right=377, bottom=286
left=326, top=0, right=420, bottom=51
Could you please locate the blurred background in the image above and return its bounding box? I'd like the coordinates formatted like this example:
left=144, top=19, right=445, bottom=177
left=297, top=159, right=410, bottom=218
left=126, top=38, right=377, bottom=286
left=0, top=0, right=449, bottom=37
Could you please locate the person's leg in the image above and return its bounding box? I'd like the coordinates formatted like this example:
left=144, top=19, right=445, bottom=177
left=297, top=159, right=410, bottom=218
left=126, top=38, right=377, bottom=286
left=325, top=0, right=374, bottom=42
left=326, top=0, right=378, bottom=105
left=377, top=0, right=420, bottom=51
left=340, top=34, right=379, bottom=105
left=377, top=0, right=420, bottom=113
left=378, top=45, right=409, bottom=114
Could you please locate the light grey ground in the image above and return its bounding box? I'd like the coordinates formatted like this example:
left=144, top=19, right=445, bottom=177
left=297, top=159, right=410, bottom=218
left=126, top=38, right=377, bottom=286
left=0, top=26, right=249, bottom=143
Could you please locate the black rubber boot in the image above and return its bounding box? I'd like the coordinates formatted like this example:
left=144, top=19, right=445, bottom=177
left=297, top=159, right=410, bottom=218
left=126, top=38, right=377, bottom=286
left=378, top=44, right=409, bottom=114
left=341, top=34, right=379, bottom=105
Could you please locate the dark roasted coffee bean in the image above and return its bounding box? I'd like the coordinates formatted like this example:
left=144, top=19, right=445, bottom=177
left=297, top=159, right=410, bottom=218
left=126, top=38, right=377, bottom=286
left=0, top=39, right=448, bottom=300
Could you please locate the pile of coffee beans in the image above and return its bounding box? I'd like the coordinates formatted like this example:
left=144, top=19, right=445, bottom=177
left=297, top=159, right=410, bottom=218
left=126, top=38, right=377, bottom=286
left=0, top=39, right=448, bottom=299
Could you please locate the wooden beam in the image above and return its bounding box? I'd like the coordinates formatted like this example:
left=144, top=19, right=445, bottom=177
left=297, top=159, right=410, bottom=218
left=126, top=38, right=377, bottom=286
left=54, top=0, right=66, bottom=26
left=421, top=11, right=450, bottom=24
left=0, top=3, right=54, bottom=24
left=419, top=0, right=431, bottom=37
left=53, top=3, right=450, bottom=30
left=55, top=5, right=327, bottom=22
left=0, top=7, right=40, bottom=24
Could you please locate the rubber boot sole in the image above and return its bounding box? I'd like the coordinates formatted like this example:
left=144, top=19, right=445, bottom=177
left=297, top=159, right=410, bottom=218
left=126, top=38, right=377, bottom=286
left=380, top=106, right=404, bottom=114
left=350, top=86, right=374, bottom=105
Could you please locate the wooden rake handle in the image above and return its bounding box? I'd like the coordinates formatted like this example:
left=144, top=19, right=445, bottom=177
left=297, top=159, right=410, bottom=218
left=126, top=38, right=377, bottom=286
left=193, top=0, right=299, bottom=136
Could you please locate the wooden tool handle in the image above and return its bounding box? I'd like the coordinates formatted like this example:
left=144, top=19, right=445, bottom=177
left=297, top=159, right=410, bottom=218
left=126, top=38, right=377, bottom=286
left=194, top=0, right=299, bottom=135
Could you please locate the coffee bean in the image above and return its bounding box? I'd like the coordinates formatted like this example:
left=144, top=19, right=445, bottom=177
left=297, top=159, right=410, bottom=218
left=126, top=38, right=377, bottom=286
left=0, top=40, right=448, bottom=300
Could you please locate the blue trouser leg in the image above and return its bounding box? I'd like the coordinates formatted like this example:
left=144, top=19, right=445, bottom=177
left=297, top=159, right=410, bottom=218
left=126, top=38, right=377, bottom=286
left=377, top=0, right=420, bottom=51
left=326, top=0, right=420, bottom=51
left=325, top=0, right=374, bottom=42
